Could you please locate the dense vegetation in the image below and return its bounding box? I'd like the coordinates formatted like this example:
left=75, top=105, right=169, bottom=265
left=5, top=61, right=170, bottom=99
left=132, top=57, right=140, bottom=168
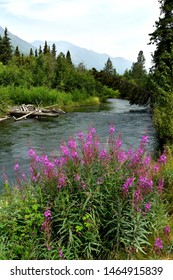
left=0, top=126, right=172, bottom=259
left=0, top=0, right=173, bottom=260
left=0, top=28, right=118, bottom=117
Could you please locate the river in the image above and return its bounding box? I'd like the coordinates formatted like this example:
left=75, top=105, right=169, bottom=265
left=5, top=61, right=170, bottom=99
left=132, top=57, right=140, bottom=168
left=0, top=99, right=158, bottom=190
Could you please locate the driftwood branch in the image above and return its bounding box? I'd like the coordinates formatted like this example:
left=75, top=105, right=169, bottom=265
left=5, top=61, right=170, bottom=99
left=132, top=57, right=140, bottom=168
left=13, top=111, right=34, bottom=121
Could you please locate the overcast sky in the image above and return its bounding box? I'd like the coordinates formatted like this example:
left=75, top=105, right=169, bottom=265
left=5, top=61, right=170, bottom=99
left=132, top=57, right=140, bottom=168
left=0, top=0, right=160, bottom=68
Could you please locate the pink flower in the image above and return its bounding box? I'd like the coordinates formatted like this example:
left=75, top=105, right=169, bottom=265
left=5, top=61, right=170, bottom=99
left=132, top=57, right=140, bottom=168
left=60, top=144, right=70, bottom=156
left=145, top=202, right=151, bottom=212
left=90, top=127, right=96, bottom=135
left=140, top=135, right=149, bottom=145
left=14, top=163, right=19, bottom=171
left=99, top=149, right=107, bottom=159
left=153, top=237, right=163, bottom=254
left=68, top=138, right=77, bottom=149
left=78, top=131, right=84, bottom=139
left=163, top=226, right=170, bottom=234
left=122, top=177, right=134, bottom=194
left=74, top=174, right=80, bottom=182
left=44, top=209, right=52, bottom=220
left=109, top=125, right=115, bottom=134
left=71, top=151, right=78, bottom=159
left=158, top=154, right=167, bottom=164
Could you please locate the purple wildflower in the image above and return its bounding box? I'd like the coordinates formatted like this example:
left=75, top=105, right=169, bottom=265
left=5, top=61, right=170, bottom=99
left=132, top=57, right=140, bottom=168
left=122, top=177, right=134, bottom=195
left=99, top=149, right=107, bottom=159
left=78, top=131, right=84, bottom=139
left=28, top=148, right=36, bottom=158
left=153, top=237, right=163, bottom=254
left=86, top=133, right=92, bottom=142
left=81, top=181, right=87, bottom=190
left=142, top=155, right=151, bottom=166
left=140, top=135, right=149, bottom=145
left=163, top=226, right=170, bottom=234
left=153, top=164, right=159, bottom=173
left=158, top=154, right=167, bottom=164
left=57, top=174, right=67, bottom=188
left=133, top=189, right=142, bottom=204
left=59, top=249, right=64, bottom=259
left=71, top=151, right=78, bottom=159
left=90, top=127, right=96, bottom=135
left=60, top=144, right=70, bottom=156
left=14, top=163, right=19, bottom=171
left=145, top=202, right=151, bottom=212
left=68, top=138, right=77, bottom=149
left=138, top=176, right=153, bottom=192
left=117, top=151, right=127, bottom=163
left=22, top=171, right=27, bottom=181
left=109, top=124, right=115, bottom=134
left=2, top=171, right=8, bottom=184
left=74, top=174, right=80, bottom=182
left=114, top=137, right=122, bottom=148
left=44, top=209, right=52, bottom=220
left=158, top=178, right=164, bottom=193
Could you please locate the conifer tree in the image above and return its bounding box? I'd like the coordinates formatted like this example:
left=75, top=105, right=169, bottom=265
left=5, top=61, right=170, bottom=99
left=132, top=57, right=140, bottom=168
left=29, top=48, right=34, bottom=56
left=149, top=0, right=173, bottom=98
left=39, top=45, right=43, bottom=56
left=51, top=43, right=56, bottom=59
left=0, top=27, right=13, bottom=64
left=66, top=50, right=73, bottom=65
left=14, top=46, right=20, bottom=57
left=130, top=50, right=147, bottom=85
left=103, top=58, right=116, bottom=75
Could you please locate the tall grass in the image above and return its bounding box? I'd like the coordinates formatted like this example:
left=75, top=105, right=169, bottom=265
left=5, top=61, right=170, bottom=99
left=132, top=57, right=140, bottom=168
left=0, top=86, right=101, bottom=110
left=0, top=126, right=172, bottom=260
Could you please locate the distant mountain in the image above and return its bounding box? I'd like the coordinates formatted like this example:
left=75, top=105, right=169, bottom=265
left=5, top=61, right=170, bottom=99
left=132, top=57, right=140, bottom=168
left=0, top=26, right=133, bottom=74
left=0, top=26, right=36, bottom=54
left=32, top=40, right=133, bottom=74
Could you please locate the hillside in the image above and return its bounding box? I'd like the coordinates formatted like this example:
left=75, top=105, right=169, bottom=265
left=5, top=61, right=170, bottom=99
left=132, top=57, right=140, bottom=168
left=0, top=26, right=36, bottom=54
left=0, top=26, right=132, bottom=74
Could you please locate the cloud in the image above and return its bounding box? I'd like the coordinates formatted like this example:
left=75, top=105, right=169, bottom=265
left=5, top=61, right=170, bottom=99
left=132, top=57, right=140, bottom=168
left=0, top=0, right=160, bottom=67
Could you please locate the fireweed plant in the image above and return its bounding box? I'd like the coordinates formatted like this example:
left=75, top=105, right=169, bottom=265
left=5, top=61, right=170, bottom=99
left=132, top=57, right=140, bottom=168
left=0, top=126, right=172, bottom=259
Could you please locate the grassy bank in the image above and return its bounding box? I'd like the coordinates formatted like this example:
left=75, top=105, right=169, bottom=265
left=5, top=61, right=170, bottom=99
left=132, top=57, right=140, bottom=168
left=0, top=85, right=120, bottom=117
left=0, top=126, right=172, bottom=260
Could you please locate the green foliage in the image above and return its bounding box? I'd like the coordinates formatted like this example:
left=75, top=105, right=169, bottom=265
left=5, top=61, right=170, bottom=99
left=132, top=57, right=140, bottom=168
left=149, top=0, right=173, bottom=97
left=153, top=92, right=173, bottom=141
left=0, top=28, right=13, bottom=65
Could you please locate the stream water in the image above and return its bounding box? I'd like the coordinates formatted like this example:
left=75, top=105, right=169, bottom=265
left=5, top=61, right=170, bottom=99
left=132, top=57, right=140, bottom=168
left=0, top=99, right=158, bottom=190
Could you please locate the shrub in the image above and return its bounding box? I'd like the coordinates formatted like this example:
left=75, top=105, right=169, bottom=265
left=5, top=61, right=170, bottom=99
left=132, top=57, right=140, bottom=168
left=0, top=126, right=172, bottom=259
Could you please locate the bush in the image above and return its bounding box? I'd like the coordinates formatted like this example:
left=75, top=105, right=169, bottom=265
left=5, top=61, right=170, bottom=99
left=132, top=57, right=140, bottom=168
left=0, top=126, right=172, bottom=259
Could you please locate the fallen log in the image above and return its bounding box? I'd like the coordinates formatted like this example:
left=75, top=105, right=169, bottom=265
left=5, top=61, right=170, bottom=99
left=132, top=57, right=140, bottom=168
left=13, top=111, right=35, bottom=121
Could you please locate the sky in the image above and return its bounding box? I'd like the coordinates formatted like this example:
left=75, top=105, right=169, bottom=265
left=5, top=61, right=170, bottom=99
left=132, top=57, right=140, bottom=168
left=0, top=0, right=160, bottom=68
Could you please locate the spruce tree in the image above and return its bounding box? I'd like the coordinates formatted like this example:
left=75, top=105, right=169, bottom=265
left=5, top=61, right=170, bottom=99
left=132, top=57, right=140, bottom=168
left=103, top=58, right=116, bottom=75
left=130, top=50, right=147, bottom=85
left=14, top=46, right=20, bottom=57
left=149, top=0, right=173, bottom=140
left=29, top=48, right=34, bottom=56
left=51, top=43, right=56, bottom=59
left=149, top=0, right=173, bottom=98
left=66, top=50, right=73, bottom=65
left=0, top=27, right=13, bottom=65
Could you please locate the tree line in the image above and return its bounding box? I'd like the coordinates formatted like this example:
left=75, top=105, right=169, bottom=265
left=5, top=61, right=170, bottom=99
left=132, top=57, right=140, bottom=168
left=0, top=0, right=173, bottom=142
